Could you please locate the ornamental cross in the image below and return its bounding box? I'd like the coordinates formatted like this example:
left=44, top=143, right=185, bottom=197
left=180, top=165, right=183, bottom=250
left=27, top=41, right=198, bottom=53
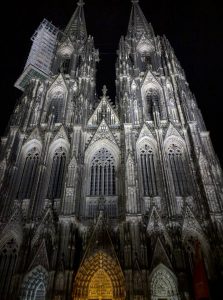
left=102, top=85, right=108, bottom=96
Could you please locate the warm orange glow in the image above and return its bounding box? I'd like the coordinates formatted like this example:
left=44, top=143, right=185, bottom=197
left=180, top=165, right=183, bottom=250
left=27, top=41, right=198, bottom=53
left=88, top=269, right=113, bottom=299
left=72, top=251, right=125, bottom=300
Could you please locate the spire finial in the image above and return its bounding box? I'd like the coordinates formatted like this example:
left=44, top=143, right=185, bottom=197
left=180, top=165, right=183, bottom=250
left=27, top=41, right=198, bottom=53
left=77, top=0, right=85, bottom=6
left=102, top=85, right=108, bottom=96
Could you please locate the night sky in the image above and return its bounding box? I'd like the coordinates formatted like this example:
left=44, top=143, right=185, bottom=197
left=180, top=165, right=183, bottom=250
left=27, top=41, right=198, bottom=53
left=0, top=0, right=223, bottom=165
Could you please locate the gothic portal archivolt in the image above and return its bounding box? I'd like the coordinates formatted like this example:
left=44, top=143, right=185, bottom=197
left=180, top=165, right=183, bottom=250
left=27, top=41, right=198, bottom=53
left=73, top=251, right=126, bottom=300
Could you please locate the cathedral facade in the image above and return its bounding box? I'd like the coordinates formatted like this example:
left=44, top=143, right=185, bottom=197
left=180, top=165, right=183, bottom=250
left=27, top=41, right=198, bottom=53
left=0, top=1, right=223, bottom=299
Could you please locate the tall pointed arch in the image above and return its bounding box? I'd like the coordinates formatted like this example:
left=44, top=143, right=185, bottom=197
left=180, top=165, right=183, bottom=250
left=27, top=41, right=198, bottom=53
left=85, top=139, right=120, bottom=196
left=141, top=73, right=166, bottom=120
left=89, top=147, right=116, bottom=196
left=46, top=75, right=68, bottom=124
left=164, top=137, right=191, bottom=196
left=145, top=87, right=161, bottom=119
left=20, top=265, right=48, bottom=300
left=72, top=251, right=126, bottom=300
left=149, top=263, right=180, bottom=300
left=17, top=141, right=41, bottom=200
left=47, top=146, right=67, bottom=201
left=137, top=137, right=159, bottom=197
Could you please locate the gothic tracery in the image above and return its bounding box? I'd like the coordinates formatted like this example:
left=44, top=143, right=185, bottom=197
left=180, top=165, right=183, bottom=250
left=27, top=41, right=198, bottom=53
left=0, top=0, right=222, bottom=299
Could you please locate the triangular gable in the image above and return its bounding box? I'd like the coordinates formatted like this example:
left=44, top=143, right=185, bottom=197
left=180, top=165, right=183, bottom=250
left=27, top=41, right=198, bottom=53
left=126, top=152, right=134, bottom=164
left=47, top=74, right=68, bottom=96
left=29, top=239, right=49, bottom=271
left=52, top=125, right=69, bottom=144
left=147, top=206, right=165, bottom=233
left=133, top=256, right=141, bottom=271
left=0, top=203, right=23, bottom=247
left=151, top=237, right=173, bottom=270
left=69, top=155, right=77, bottom=168
left=73, top=212, right=126, bottom=299
left=137, top=123, right=156, bottom=142
left=165, top=123, right=183, bottom=141
left=141, top=70, right=162, bottom=91
left=182, top=206, right=204, bottom=236
left=88, top=96, right=120, bottom=127
left=147, top=206, right=172, bottom=247
left=26, top=127, right=42, bottom=143
left=88, top=119, right=118, bottom=147
left=80, top=211, right=119, bottom=264
left=31, top=208, right=56, bottom=248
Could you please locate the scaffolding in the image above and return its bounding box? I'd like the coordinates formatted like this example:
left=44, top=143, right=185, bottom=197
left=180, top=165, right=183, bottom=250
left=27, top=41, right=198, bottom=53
left=15, top=19, right=59, bottom=91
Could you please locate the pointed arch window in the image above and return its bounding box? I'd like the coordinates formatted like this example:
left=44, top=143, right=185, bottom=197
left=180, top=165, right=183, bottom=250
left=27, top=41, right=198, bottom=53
left=0, top=239, right=18, bottom=297
left=146, top=88, right=160, bottom=119
left=61, top=57, right=71, bottom=74
left=150, top=265, right=179, bottom=299
left=90, top=148, right=116, bottom=196
left=139, top=144, right=158, bottom=196
left=35, top=283, right=46, bottom=300
left=47, top=147, right=66, bottom=199
left=167, top=143, right=190, bottom=196
left=49, top=91, right=65, bottom=123
left=20, top=266, right=48, bottom=300
left=17, top=148, right=40, bottom=199
left=141, top=51, right=152, bottom=72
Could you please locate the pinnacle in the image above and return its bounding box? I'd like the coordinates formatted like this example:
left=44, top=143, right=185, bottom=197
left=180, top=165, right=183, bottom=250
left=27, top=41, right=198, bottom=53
left=102, top=85, right=108, bottom=96
left=77, top=0, right=85, bottom=6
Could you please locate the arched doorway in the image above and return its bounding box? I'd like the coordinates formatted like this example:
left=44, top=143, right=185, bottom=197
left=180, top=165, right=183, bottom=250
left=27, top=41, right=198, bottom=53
left=88, top=269, right=113, bottom=299
left=20, top=265, right=48, bottom=300
left=73, top=251, right=125, bottom=300
left=149, top=264, right=180, bottom=300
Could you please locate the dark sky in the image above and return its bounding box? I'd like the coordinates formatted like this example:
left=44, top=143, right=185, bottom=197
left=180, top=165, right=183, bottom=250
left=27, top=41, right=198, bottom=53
left=0, top=0, right=223, bottom=166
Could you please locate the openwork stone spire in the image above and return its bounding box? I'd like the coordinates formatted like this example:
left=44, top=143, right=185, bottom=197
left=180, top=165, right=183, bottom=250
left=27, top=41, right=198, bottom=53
left=128, top=0, right=154, bottom=38
left=64, top=0, right=87, bottom=41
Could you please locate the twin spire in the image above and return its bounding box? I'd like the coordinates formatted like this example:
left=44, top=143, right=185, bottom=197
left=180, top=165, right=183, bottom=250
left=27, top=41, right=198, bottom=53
left=128, top=0, right=154, bottom=38
left=65, top=0, right=152, bottom=41
left=64, top=0, right=87, bottom=41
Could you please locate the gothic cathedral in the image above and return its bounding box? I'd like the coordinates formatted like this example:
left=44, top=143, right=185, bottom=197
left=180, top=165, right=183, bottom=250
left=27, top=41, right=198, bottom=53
left=0, top=1, right=223, bottom=299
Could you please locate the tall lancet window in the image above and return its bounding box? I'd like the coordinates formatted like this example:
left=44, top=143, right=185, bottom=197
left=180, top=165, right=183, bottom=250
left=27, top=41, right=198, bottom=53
left=49, top=91, right=65, bottom=123
left=167, top=143, right=190, bottom=196
left=0, top=239, right=18, bottom=297
left=17, top=148, right=40, bottom=199
left=47, top=147, right=66, bottom=199
left=90, top=148, right=116, bottom=196
left=146, top=88, right=160, bottom=118
left=140, top=144, right=158, bottom=196
left=141, top=52, right=152, bottom=72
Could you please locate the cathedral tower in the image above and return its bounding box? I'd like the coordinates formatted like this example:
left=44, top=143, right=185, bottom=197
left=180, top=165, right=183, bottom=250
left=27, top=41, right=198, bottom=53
left=0, top=1, right=223, bottom=299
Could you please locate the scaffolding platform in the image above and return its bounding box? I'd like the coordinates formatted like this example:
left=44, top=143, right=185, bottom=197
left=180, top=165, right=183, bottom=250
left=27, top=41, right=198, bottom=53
left=15, top=19, right=59, bottom=91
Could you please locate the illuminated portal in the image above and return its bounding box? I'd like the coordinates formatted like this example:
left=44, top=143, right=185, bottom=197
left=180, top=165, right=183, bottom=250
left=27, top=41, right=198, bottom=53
left=73, top=251, right=125, bottom=300
left=88, top=269, right=113, bottom=299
